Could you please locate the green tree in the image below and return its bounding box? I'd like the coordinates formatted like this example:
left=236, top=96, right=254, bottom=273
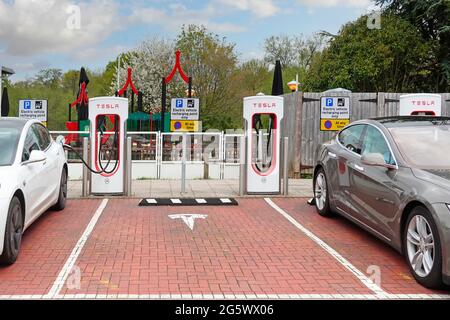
left=176, top=25, right=239, bottom=130
left=376, top=0, right=450, bottom=90
left=305, top=14, right=438, bottom=92
left=34, top=68, right=63, bottom=88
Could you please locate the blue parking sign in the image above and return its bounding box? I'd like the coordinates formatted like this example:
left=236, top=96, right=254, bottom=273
left=176, top=99, right=183, bottom=108
left=326, top=98, right=333, bottom=107
left=24, top=100, right=32, bottom=110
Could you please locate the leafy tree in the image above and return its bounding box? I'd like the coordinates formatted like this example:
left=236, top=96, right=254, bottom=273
left=376, top=0, right=450, bottom=90
left=112, top=38, right=184, bottom=113
left=176, top=25, right=239, bottom=130
left=62, top=70, right=80, bottom=95
left=34, top=68, right=63, bottom=88
left=264, top=35, right=297, bottom=67
left=263, top=33, right=326, bottom=69
left=305, top=14, right=438, bottom=92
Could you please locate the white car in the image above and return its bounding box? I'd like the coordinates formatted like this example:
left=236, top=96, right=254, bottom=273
left=0, top=118, right=67, bottom=265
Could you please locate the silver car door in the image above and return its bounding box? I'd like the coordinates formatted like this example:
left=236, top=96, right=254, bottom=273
left=349, top=125, right=403, bottom=240
left=333, top=124, right=366, bottom=215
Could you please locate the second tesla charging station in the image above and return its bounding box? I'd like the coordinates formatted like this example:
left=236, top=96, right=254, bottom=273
left=89, top=96, right=128, bottom=195
left=243, top=95, right=284, bottom=194
left=399, top=94, right=442, bottom=116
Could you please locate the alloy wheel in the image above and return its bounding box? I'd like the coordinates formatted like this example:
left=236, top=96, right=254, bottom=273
left=9, top=202, right=23, bottom=255
left=406, top=215, right=435, bottom=277
left=315, top=172, right=327, bottom=211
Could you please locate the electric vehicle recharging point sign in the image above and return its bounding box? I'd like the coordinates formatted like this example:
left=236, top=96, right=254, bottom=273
left=320, top=97, right=350, bottom=131
left=19, top=100, right=48, bottom=126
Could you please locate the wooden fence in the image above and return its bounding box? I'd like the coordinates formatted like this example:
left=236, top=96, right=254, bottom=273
left=282, top=91, right=450, bottom=176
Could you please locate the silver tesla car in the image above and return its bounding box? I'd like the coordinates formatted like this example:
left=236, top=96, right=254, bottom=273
left=313, top=116, right=450, bottom=289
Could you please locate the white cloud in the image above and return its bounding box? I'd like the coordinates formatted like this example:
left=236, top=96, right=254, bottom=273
left=217, top=0, right=279, bottom=18
left=296, top=0, right=371, bottom=7
left=0, top=0, right=120, bottom=56
left=129, top=3, right=247, bottom=33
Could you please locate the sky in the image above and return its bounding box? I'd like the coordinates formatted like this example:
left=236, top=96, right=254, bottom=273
left=0, top=0, right=377, bottom=81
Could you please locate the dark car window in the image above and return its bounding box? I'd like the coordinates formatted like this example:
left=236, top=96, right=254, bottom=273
left=338, top=124, right=365, bottom=155
left=22, top=127, right=41, bottom=162
left=361, top=126, right=396, bottom=165
left=33, top=124, right=51, bottom=151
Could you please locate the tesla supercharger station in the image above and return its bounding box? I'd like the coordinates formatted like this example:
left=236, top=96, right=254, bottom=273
left=89, top=97, right=128, bottom=195
left=399, top=94, right=442, bottom=116
left=243, top=95, right=284, bottom=194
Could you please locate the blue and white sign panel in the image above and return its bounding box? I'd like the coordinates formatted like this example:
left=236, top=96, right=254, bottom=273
left=320, top=97, right=351, bottom=131
left=170, top=98, right=200, bottom=120
left=19, top=100, right=48, bottom=123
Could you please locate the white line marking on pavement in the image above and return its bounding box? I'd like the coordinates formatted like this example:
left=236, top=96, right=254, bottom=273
left=45, top=199, right=109, bottom=298
left=264, top=198, right=388, bottom=298
left=0, top=293, right=449, bottom=300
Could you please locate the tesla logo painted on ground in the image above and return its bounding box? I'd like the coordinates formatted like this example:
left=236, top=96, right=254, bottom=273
left=169, top=214, right=208, bottom=230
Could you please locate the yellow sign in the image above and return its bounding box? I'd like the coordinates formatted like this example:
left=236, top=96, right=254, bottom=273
left=320, top=119, right=350, bottom=131
left=170, top=120, right=200, bottom=132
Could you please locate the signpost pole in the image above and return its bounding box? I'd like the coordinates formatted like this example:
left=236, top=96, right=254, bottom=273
left=181, top=132, right=187, bottom=194
left=161, top=78, right=166, bottom=132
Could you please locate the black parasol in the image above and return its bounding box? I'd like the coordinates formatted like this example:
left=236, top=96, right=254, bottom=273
left=271, top=60, right=284, bottom=96
left=1, top=87, right=10, bottom=117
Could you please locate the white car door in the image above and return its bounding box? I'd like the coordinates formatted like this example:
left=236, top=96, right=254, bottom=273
left=20, top=126, right=46, bottom=224
left=33, top=124, right=59, bottom=199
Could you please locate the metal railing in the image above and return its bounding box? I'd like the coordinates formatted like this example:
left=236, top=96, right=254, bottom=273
left=51, top=130, right=245, bottom=180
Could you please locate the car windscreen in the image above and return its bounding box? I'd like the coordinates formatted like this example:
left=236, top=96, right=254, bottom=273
left=0, top=127, right=21, bottom=166
left=389, top=124, right=450, bottom=169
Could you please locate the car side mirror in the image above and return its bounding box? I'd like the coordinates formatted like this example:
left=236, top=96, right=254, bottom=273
left=23, top=150, right=47, bottom=165
left=361, top=153, right=396, bottom=170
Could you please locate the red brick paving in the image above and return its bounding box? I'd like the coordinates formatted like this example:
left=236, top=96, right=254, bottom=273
left=0, top=200, right=100, bottom=295
left=272, top=198, right=449, bottom=295
left=2, top=197, right=447, bottom=297
left=60, top=198, right=371, bottom=295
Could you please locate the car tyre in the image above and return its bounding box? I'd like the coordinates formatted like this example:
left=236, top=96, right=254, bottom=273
left=313, top=167, right=333, bottom=217
left=403, top=206, right=443, bottom=289
left=0, top=197, right=24, bottom=265
left=52, top=168, right=67, bottom=211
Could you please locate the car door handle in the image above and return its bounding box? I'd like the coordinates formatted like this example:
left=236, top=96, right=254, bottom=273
left=354, top=164, right=364, bottom=172
left=328, top=152, right=337, bottom=159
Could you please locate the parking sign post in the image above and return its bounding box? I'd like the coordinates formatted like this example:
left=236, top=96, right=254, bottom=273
left=181, top=132, right=187, bottom=194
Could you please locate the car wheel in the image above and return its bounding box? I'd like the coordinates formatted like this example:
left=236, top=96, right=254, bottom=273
left=52, top=168, right=67, bottom=211
left=0, top=197, right=24, bottom=265
left=313, top=168, right=333, bottom=217
left=403, top=206, right=443, bottom=288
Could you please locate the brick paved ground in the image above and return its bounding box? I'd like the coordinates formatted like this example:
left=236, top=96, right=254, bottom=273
left=0, top=200, right=100, bottom=295
left=272, top=198, right=449, bottom=295
left=0, top=197, right=448, bottom=298
left=60, top=198, right=370, bottom=296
